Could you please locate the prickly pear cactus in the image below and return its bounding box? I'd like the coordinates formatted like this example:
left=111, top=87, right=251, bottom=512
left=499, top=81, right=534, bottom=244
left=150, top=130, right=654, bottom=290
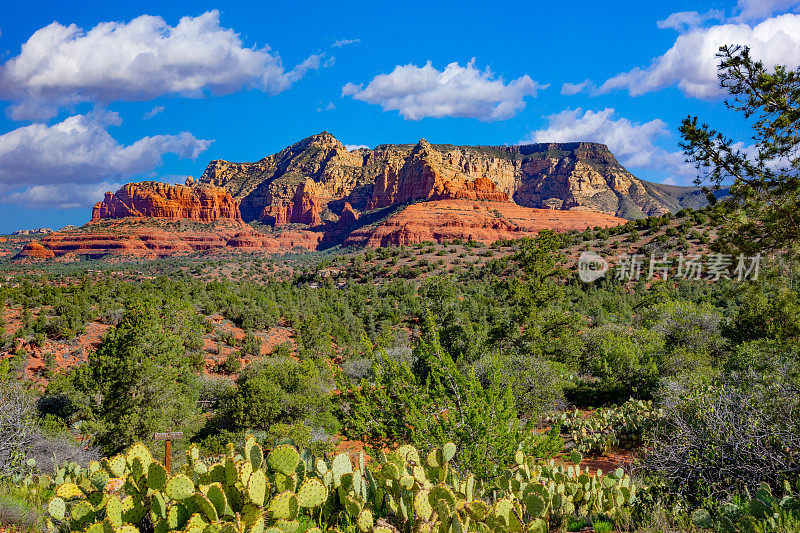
left=46, top=438, right=639, bottom=533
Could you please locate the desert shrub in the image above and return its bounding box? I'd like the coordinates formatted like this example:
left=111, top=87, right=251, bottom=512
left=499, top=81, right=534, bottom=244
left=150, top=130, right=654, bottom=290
left=724, top=278, right=800, bottom=343
left=0, top=380, right=36, bottom=478
left=340, top=314, right=522, bottom=478
left=474, top=353, right=569, bottom=422
left=580, top=325, right=664, bottom=400
left=640, top=299, right=724, bottom=374
left=340, top=355, right=374, bottom=384
left=521, top=422, right=564, bottom=459
left=241, top=331, right=261, bottom=357
left=196, top=376, right=235, bottom=407
left=643, top=365, right=800, bottom=500
left=219, top=352, right=242, bottom=374
left=296, top=315, right=332, bottom=360
left=224, top=358, right=337, bottom=434
left=0, top=486, right=42, bottom=532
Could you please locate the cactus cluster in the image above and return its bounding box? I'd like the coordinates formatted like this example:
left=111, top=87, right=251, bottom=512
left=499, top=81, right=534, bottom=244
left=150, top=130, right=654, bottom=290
left=691, top=480, right=800, bottom=532
left=489, top=450, right=636, bottom=530
left=553, top=399, right=662, bottom=455
left=9, top=459, right=92, bottom=505
left=46, top=439, right=639, bottom=533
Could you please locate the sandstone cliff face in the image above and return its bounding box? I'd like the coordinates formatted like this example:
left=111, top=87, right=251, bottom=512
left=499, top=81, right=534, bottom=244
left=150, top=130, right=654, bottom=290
left=92, top=182, right=243, bottom=223
left=196, top=132, right=705, bottom=225
left=344, top=200, right=627, bottom=248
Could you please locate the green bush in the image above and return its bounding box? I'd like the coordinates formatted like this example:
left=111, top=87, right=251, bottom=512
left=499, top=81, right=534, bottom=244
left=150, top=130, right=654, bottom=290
left=225, top=358, right=337, bottom=435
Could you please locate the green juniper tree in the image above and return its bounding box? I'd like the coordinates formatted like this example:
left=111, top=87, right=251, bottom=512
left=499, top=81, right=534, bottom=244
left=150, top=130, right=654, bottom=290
left=680, top=44, right=800, bottom=255
left=67, top=300, right=202, bottom=455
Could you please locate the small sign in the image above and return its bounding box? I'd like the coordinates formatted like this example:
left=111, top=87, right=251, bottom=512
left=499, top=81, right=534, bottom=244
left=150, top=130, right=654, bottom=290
left=153, top=432, right=184, bottom=440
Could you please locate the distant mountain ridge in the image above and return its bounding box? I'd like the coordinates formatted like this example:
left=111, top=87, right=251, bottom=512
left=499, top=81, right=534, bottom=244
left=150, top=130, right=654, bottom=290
left=14, top=132, right=708, bottom=260
left=196, top=132, right=708, bottom=224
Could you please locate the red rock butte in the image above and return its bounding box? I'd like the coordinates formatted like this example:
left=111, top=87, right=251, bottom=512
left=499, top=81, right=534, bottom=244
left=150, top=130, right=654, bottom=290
left=345, top=200, right=627, bottom=248
left=92, top=182, right=242, bottom=223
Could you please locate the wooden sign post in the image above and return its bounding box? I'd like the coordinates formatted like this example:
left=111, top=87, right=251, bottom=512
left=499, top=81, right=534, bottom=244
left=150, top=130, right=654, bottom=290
left=153, top=432, right=183, bottom=473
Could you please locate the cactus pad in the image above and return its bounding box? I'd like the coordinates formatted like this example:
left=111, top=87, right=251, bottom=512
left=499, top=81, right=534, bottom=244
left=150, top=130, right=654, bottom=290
left=146, top=461, right=168, bottom=492
left=690, top=508, right=713, bottom=529
left=382, top=463, right=400, bottom=481
left=167, top=502, right=190, bottom=530
left=268, top=492, right=299, bottom=520
left=247, top=469, right=267, bottom=506
left=70, top=500, right=95, bottom=526
left=330, top=453, right=352, bottom=486
left=193, top=492, right=219, bottom=522
left=399, top=474, right=415, bottom=490
left=413, top=490, right=433, bottom=521
left=268, top=445, right=301, bottom=476
left=274, top=519, right=299, bottom=533
left=356, top=509, right=373, bottom=532
left=297, top=478, right=327, bottom=508
left=274, top=472, right=296, bottom=493
left=248, top=516, right=265, bottom=533
left=105, top=495, right=123, bottom=529
left=116, top=526, right=139, bottom=533
left=90, top=470, right=110, bottom=492
left=426, top=448, right=444, bottom=468
left=103, top=455, right=127, bottom=478
left=85, top=522, right=105, bottom=533
left=442, top=443, right=456, bottom=463
left=48, top=497, right=66, bottom=520
left=151, top=491, right=167, bottom=519
left=165, top=474, right=195, bottom=500
left=525, top=493, right=546, bottom=518
left=126, top=442, right=152, bottom=467
left=206, top=483, right=228, bottom=517
left=184, top=512, right=209, bottom=532
left=466, top=500, right=489, bottom=521
left=56, top=482, right=84, bottom=500
left=121, top=495, right=146, bottom=524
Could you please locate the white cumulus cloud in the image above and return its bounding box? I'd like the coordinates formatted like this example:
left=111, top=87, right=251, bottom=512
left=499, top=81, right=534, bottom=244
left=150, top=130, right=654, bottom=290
left=595, top=14, right=800, bottom=99
left=342, top=59, right=547, bottom=121
left=0, top=111, right=211, bottom=208
left=4, top=181, right=123, bottom=209
left=657, top=9, right=724, bottom=31
left=734, top=0, right=800, bottom=22
left=523, top=108, right=695, bottom=183
left=345, top=144, right=369, bottom=151
left=0, top=10, right=322, bottom=120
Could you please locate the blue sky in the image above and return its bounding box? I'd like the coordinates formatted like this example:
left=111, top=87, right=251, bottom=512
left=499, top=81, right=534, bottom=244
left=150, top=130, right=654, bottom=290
left=0, top=0, right=798, bottom=232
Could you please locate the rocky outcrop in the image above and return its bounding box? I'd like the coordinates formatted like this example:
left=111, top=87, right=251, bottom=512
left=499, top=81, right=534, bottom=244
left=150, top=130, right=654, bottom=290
left=261, top=180, right=323, bottom=227
left=337, top=202, right=358, bottom=229
left=16, top=242, right=55, bottom=259
left=92, top=182, right=242, bottom=223
left=366, top=139, right=510, bottom=208
left=14, top=220, right=320, bottom=260
left=344, top=200, right=627, bottom=248
left=196, top=132, right=706, bottom=225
